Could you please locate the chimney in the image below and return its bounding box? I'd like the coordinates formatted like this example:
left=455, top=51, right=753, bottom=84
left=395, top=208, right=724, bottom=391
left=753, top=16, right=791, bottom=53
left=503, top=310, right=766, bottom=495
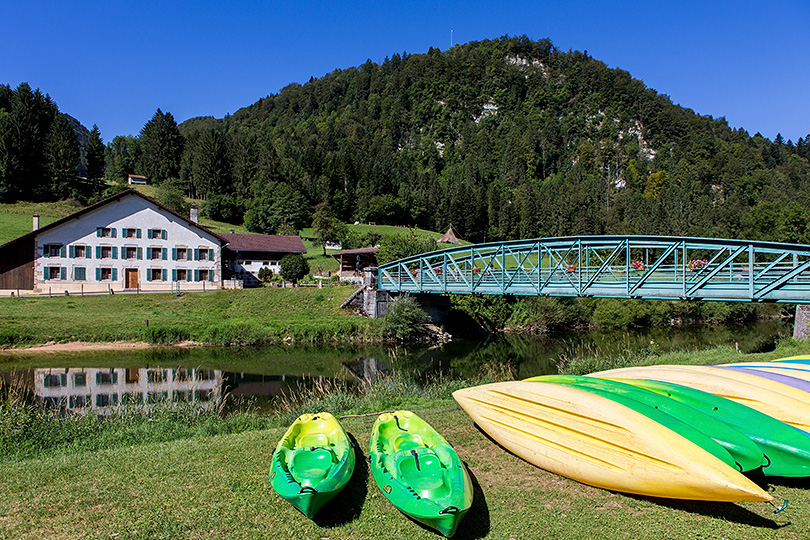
left=33, top=214, right=40, bottom=231
left=190, top=204, right=198, bottom=224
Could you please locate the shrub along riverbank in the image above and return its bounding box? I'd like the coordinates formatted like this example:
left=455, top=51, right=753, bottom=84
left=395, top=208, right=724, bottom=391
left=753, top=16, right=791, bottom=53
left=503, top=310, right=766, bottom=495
left=2, top=342, right=810, bottom=539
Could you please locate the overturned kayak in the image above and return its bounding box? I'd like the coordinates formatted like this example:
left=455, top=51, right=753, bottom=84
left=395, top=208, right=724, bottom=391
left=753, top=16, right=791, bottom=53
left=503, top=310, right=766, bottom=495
left=611, top=377, right=810, bottom=477
left=270, top=412, right=355, bottom=518
left=526, top=374, right=765, bottom=472
left=369, top=410, right=473, bottom=537
left=453, top=381, right=772, bottom=502
left=589, top=364, right=810, bottom=432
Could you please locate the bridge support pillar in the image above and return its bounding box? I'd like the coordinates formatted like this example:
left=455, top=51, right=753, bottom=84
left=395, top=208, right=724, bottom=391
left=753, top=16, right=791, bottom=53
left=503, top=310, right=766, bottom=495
left=794, top=305, right=810, bottom=340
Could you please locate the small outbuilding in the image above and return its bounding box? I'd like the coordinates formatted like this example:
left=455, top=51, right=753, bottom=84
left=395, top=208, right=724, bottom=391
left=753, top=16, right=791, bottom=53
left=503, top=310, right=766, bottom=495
left=330, top=247, right=379, bottom=279
left=126, top=174, right=148, bottom=185
left=439, top=225, right=462, bottom=244
left=220, top=233, right=307, bottom=286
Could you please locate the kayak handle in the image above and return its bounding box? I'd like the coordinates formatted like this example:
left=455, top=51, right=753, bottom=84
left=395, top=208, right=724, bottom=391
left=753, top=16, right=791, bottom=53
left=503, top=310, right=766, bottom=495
left=762, top=454, right=771, bottom=469
left=770, top=499, right=788, bottom=514
left=439, top=506, right=460, bottom=515
left=394, top=415, right=407, bottom=432
left=299, top=486, right=318, bottom=494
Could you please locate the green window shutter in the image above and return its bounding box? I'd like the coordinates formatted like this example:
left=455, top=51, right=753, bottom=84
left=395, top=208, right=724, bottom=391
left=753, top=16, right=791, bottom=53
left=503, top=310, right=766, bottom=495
left=172, top=269, right=177, bottom=282
left=86, top=247, right=92, bottom=259
left=121, top=228, right=126, bottom=238
left=60, top=267, right=66, bottom=280
left=96, top=372, right=102, bottom=384
left=96, top=228, right=102, bottom=237
left=161, top=230, right=167, bottom=240
left=162, top=248, right=167, bottom=260
left=172, top=248, right=177, bottom=260
left=136, top=229, right=142, bottom=239
left=113, top=372, right=118, bottom=384
left=209, top=269, right=215, bottom=282
left=194, top=269, right=200, bottom=282
left=112, top=268, right=118, bottom=281
left=146, top=249, right=151, bottom=261
left=208, top=249, right=214, bottom=261
left=95, top=246, right=101, bottom=259
left=147, top=229, right=152, bottom=239
left=96, top=267, right=101, bottom=280
left=112, top=247, right=118, bottom=259
left=111, top=228, right=117, bottom=238
left=42, top=244, right=49, bottom=258
left=194, top=248, right=199, bottom=261
left=60, top=245, right=66, bottom=258
left=162, top=269, right=167, bottom=282
left=137, top=247, right=143, bottom=260
left=69, top=245, right=75, bottom=258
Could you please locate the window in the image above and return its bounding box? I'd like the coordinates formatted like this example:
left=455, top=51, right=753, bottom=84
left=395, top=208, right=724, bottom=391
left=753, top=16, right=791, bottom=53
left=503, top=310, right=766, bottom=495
left=74, top=245, right=85, bottom=258
left=262, top=261, right=270, bottom=266
left=198, top=248, right=209, bottom=261
left=97, top=227, right=113, bottom=238
left=70, top=395, right=90, bottom=408
left=96, top=371, right=118, bottom=385
left=123, top=228, right=138, bottom=238
left=74, top=373, right=87, bottom=387
left=45, top=266, right=63, bottom=280
left=147, top=268, right=165, bottom=282
left=125, top=247, right=137, bottom=259
left=48, top=244, right=62, bottom=257
left=176, top=269, right=187, bottom=281
left=99, top=268, right=112, bottom=281
left=149, top=247, right=163, bottom=260
left=96, top=394, right=118, bottom=407
left=197, top=269, right=209, bottom=282
left=148, top=228, right=166, bottom=240
left=176, top=248, right=187, bottom=260
left=73, top=266, right=86, bottom=281
left=100, top=246, right=112, bottom=259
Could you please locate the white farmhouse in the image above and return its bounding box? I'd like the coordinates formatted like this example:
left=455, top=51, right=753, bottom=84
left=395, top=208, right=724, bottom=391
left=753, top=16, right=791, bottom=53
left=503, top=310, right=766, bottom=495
left=0, top=189, right=225, bottom=295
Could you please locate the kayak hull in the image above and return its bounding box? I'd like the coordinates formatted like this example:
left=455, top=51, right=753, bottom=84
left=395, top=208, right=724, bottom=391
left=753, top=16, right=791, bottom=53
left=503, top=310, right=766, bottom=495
left=453, top=381, right=771, bottom=502
left=369, top=410, right=473, bottom=537
left=270, top=412, right=355, bottom=518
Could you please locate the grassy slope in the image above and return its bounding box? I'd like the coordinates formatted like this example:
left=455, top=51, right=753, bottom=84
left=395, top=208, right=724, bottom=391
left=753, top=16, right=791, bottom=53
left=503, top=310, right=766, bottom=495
left=0, top=286, right=369, bottom=347
left=0, top=403, right=807, bottom=540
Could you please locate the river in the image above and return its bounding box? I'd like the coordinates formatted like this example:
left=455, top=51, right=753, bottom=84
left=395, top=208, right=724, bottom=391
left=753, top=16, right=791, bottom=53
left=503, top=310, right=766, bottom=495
left=0, top=319, right=791, bottom=414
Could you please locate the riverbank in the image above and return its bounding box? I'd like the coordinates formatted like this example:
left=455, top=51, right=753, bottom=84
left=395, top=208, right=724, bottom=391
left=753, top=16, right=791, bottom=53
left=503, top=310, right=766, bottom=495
left=3, top=339, right=810, bottom=539
left=0, top=286, right=378, bottom=349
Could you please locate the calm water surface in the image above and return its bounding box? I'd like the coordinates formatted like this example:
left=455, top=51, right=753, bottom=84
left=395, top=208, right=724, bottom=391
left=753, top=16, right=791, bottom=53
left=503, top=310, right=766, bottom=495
left=0, top=320, right=791, bottom=414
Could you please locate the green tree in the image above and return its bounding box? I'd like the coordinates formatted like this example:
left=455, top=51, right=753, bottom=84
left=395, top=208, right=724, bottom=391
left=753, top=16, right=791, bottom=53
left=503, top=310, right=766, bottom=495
left=45, top=113, right=80, bottom=200
left=244, top=183, right=309, bottom=234
left=153, top=183, right=190, bottom=216
left=279, top=254, right=309, bottom=284
left=85, top=124, right=105, bottom=188
left=105, top=135, right=140, bottom=183
left=311, top=202, right=347, bottom=255
left=380, top=295, right=429, bottom=340
left=140, top=109, right=183, bottom=183
left=376, top=230, right=438, bottom=264
left=191, top=128, right=231, bottom=197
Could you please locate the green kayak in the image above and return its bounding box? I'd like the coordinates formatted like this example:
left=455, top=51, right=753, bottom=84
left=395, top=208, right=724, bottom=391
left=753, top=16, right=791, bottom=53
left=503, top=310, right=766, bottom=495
left=369, top=410, right=473, bottom=537
left=270, top=412, right=355, bottom=518
left=525, top=375, right=758, bottom=472
left=610, top=377, right=810, bottom=477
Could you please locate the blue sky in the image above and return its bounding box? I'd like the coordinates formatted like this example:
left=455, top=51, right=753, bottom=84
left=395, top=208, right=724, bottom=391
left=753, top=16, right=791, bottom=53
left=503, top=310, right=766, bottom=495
left=2, top=1, right=808, bottom=143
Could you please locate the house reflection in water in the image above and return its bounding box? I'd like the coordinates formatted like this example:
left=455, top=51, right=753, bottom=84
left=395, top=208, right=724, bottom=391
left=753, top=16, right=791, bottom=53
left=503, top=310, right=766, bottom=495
left=35, top=367, right=223, bottom=414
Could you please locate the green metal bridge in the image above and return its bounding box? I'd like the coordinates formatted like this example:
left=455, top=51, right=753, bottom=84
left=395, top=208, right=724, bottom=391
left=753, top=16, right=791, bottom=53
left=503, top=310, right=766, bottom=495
left=377, top=236, right=810, bottom=303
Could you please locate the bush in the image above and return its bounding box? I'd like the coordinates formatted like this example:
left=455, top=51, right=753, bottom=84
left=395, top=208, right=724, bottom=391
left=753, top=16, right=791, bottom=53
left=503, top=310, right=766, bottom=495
left=279, top=254, right=309, bottom=284
left=202, top=321, right=270, bottom=346
left=140, top=325, right=191, bottom=345
left=380, top=296, right=429, bottom=340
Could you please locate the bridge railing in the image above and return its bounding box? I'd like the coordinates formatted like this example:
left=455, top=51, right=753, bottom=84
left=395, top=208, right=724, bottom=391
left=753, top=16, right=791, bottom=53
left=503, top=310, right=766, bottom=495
left=377, top=236, right=810, bottom=302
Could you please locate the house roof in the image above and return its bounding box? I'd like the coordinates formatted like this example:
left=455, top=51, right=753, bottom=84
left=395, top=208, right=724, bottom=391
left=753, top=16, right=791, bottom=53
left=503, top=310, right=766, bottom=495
left=0, top=188, right=226, bottom=251
left=220, top=233, right=306, bottom=254
left=330, top=247, right=379, bottom=257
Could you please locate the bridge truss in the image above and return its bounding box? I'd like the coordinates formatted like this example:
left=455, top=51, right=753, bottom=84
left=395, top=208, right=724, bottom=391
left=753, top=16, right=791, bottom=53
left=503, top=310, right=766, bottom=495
left=377, top=236, right=810, bottom=302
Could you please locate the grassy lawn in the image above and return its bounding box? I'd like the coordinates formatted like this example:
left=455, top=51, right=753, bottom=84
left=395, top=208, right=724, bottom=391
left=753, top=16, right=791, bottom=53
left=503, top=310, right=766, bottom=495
left=0, top=286, right=371, bottom=347
left=1, top=403, right=807, bottom=540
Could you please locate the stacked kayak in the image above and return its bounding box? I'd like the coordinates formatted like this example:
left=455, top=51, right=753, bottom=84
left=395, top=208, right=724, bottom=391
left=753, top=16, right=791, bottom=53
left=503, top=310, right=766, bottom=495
left=454, top=355, right=810, bottom=505
left=270, top=412, right=355, bottom=518
left=369, top=410, right=473, bottom=537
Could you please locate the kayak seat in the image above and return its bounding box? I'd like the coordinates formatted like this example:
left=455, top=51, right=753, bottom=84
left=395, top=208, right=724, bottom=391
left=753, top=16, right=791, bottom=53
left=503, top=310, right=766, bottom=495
left=393, top=433, right=425, bottom=451
left=297, top=433, right=330, bottom=447
left=292, top=447, right=336, bottom=482
left=397, top=448, right=447, bottom=494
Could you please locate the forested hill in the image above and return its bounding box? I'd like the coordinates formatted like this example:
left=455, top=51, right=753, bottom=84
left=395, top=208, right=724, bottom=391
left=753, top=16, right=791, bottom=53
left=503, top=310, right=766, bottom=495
left=177, top=36, right=810, bottom=244
left=4, top=37, right=810, bottom=246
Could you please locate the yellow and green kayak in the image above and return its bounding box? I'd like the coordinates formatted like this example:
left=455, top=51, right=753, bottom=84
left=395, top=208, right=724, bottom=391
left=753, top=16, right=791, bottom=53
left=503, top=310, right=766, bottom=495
left=270, top=412, right=355, bottom=518
left=369, top=410, right=473, bottom=537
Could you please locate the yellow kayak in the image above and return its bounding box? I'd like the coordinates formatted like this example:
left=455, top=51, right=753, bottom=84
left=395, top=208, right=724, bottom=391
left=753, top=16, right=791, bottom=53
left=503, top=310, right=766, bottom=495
left=452, top=381, right=771, bottom=502
left=589, top=365, right=810, bottom=432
